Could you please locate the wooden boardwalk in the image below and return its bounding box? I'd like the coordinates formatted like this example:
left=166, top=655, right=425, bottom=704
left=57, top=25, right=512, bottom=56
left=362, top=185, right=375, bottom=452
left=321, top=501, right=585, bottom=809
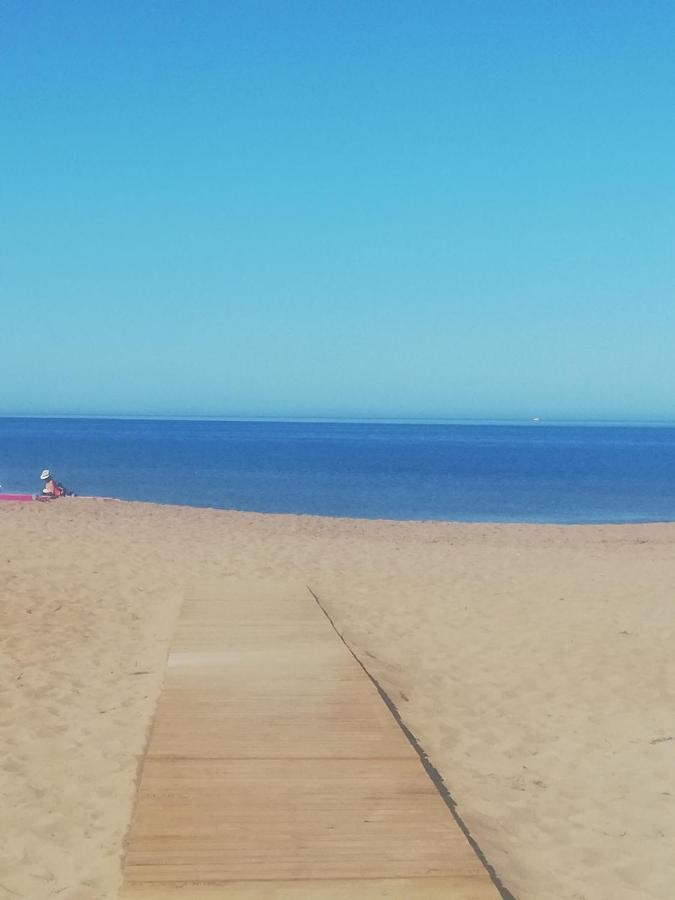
left=119, top=580, right=498, bottom=899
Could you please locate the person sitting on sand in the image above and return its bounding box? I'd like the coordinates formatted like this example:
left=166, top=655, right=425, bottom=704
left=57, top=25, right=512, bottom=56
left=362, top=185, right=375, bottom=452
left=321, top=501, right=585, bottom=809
left=40, top=469, right=72, bottom=498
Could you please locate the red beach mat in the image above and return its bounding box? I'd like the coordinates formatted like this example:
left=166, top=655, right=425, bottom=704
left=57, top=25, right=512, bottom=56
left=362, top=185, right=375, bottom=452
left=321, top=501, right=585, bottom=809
left=0, top=493, right=35, bottom=502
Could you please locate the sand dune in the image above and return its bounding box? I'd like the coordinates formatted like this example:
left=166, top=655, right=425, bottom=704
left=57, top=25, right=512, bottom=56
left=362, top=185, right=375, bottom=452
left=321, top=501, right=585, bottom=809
left=2, top=500, right=674, bottom=899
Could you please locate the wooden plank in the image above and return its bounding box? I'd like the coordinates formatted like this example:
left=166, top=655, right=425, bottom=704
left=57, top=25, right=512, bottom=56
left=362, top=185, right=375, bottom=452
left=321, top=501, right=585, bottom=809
left=119, top=580, right=498, bottom=898
left=150, top=634, right=405, bottom=761
left=124, top=758, right=480, bottom=881
left=148, top=691, right=403, bottom=759
left=120, top=876, right=495, bottom=899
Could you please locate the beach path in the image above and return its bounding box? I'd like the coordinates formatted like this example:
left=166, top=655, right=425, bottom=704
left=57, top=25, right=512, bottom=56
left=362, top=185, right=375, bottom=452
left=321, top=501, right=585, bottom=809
left=118, top=579, right=497, bottom=899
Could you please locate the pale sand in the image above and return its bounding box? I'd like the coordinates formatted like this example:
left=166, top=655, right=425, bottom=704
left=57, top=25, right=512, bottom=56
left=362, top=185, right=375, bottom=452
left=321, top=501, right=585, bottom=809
left=1, top=499, right=674, bottom=900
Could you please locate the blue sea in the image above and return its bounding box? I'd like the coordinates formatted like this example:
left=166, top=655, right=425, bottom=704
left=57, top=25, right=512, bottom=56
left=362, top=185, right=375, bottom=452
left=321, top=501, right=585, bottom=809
left=1, top=417, right=675, bottom=524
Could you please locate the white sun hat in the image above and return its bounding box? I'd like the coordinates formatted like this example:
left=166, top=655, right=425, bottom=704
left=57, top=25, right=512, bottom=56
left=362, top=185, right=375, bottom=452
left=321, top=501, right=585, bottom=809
left=40, top=469, right=50, bottom=480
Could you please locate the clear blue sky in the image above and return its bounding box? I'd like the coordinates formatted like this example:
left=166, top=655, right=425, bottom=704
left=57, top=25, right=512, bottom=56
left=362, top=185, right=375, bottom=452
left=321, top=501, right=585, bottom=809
left=1, top=1, right=673, bottom=420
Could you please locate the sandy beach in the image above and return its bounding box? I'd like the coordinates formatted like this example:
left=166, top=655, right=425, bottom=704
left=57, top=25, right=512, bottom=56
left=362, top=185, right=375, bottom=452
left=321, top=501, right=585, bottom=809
left=2, top=499, right=674, bottom=900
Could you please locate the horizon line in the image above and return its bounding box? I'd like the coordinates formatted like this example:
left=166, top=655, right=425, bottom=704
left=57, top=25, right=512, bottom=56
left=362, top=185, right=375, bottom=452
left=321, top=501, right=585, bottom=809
left=2, top=413, right=675, bottom=427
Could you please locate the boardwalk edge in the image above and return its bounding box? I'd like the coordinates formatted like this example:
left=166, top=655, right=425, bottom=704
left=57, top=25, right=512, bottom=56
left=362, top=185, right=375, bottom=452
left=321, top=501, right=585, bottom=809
left=306, top=585, right=516, bottom=900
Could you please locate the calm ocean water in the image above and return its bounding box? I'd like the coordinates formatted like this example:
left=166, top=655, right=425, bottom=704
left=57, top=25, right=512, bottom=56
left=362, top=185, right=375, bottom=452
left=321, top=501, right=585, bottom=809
left=1, top=417, right=675, bottom=523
